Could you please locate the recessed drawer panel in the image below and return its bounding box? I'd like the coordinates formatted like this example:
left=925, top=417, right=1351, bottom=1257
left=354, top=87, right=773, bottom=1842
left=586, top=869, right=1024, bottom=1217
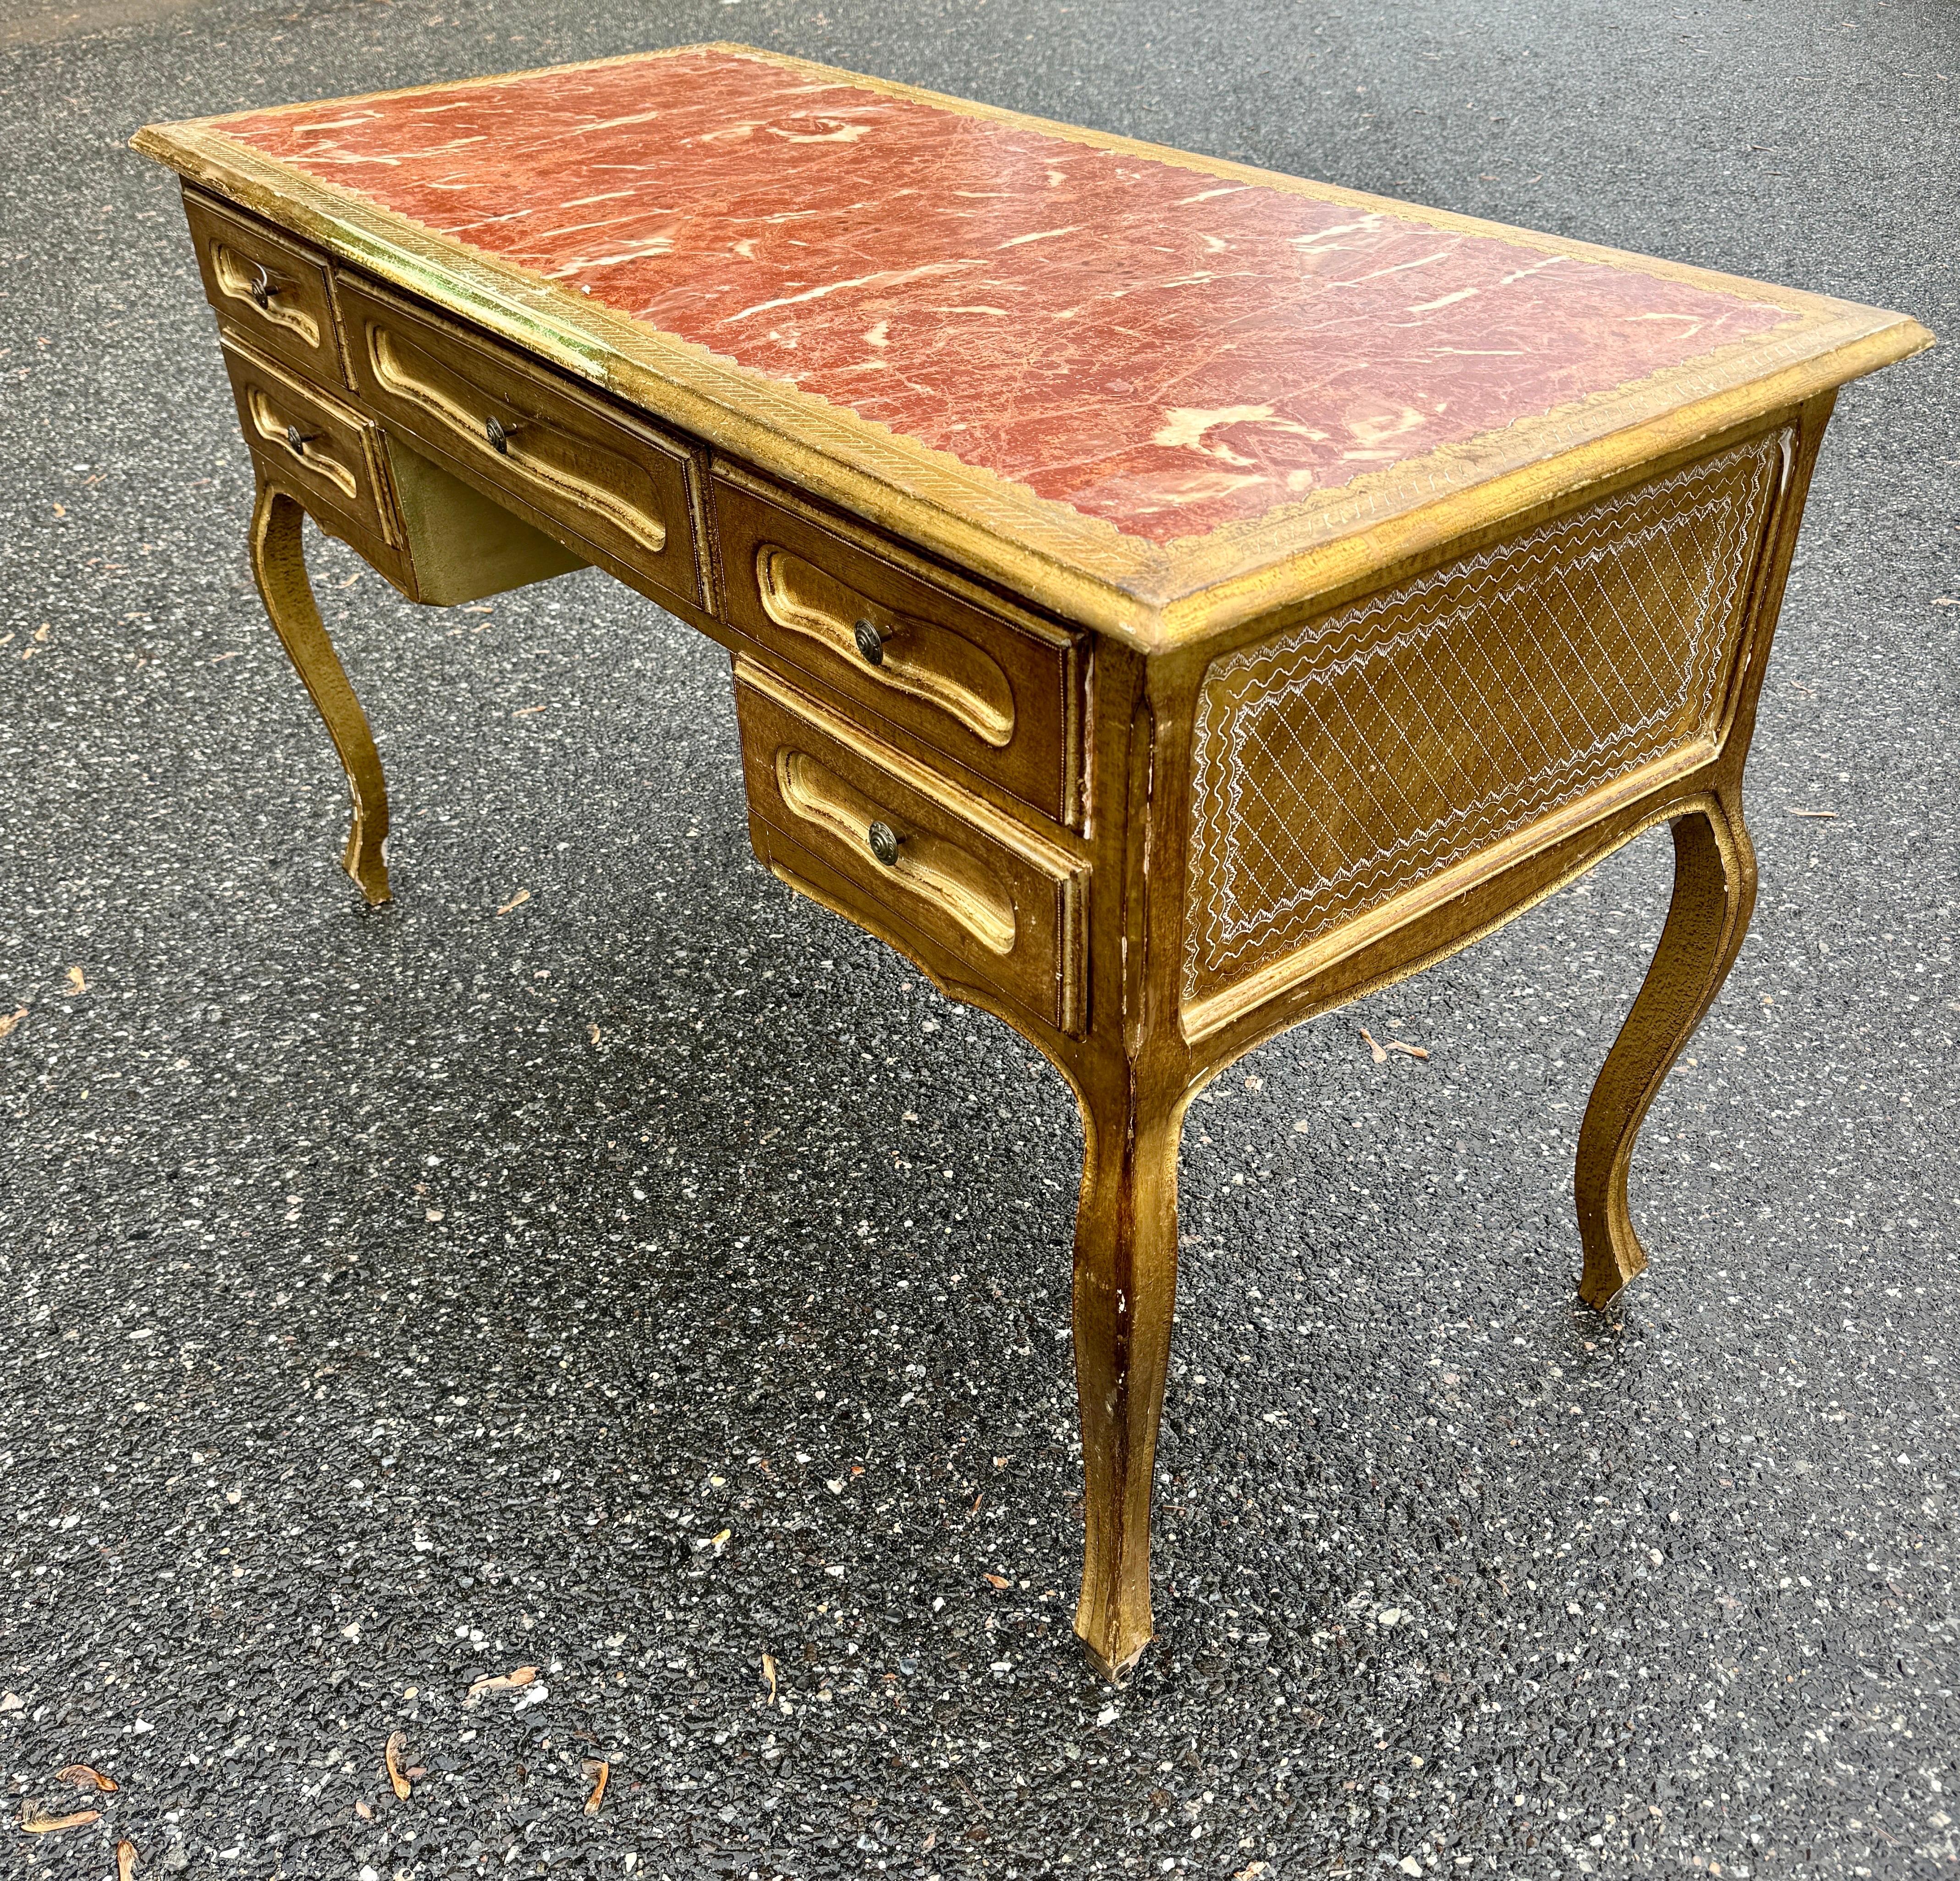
left=185, top=188, right=349, bottom=386
left=736, top=659, right=1086, bottom=1035
left=716, top=475, right=1084, bottom=826
left=336, top=274, right=703, bottom=611
left=220, top=335, right=397, bottom=545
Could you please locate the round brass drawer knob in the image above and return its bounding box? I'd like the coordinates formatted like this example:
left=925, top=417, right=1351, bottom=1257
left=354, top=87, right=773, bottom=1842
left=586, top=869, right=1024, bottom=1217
left=866, top=821, right=901, bottom=867
left=853, top=618, right=886, bottom=666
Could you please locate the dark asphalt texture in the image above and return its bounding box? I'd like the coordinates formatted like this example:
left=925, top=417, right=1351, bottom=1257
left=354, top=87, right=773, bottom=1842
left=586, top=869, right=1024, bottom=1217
left=2, top=1, right=1956, bottom=1876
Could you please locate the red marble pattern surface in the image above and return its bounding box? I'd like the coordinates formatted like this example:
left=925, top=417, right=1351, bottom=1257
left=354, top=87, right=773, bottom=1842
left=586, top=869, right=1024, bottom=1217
left=213, top=48, right=1797, bottom=544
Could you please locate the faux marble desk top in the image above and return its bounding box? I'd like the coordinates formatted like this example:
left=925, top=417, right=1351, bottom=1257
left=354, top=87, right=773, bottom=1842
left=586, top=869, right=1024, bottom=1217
left=136, top=44, right=1928, bottom=643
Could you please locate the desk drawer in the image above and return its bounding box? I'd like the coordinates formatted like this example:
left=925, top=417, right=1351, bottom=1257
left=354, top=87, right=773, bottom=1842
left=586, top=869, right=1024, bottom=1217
left=186, top=189, right=348, bottom=387
left=715, top=475, right=1084, bottom=826
left=737, top=660, right=1086, bottom=1034
left=220, top=335, right=396, bottom=546
left=337, top=275, right=703, bottom=610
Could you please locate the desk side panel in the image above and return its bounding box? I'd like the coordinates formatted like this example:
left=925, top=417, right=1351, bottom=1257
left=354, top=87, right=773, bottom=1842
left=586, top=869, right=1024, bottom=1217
left=1180, top=426, right=1792, bottom=1030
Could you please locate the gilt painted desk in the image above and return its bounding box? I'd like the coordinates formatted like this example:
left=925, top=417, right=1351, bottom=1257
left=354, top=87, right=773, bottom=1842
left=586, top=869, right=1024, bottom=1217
left=134, top=44, right=1930, bottom=1682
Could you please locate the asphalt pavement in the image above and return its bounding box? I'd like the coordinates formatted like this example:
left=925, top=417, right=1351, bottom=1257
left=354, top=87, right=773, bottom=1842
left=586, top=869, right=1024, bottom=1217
left=1, top=0, right=1955, bottom=1876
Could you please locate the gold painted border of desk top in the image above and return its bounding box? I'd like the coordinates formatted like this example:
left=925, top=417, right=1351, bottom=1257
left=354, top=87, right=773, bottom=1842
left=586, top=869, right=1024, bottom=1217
left=132, top=41, right=1932, bottom=652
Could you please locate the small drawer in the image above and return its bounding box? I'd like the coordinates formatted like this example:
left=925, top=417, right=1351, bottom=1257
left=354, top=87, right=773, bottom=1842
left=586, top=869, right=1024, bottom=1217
left=336, top=274, right=702, bottom=611
left=737, top=659, right=1086, bottom=1034
left=220, top=335, right=398, bottom=545
left=185, top=188, right=349, bottom=387
left=715, top=474, right=1084, bottom=827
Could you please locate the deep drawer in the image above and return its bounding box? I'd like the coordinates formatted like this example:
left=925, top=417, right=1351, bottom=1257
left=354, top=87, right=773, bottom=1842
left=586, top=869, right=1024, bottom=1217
left=336, top=274, right=704, bottom=611
left=186, top=188, right=349, bottom=387
left=220, top=335, right=397, bottom=545
left=736, top=660, right=1087, bottom=1035
left=715, top=474, right=1084, bottom=827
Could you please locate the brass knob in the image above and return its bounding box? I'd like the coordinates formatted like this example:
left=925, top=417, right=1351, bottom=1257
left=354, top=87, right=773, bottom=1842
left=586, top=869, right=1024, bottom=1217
left=866, top=821, right=900, bottom=867
left=853, top=618, right=886, bottom=666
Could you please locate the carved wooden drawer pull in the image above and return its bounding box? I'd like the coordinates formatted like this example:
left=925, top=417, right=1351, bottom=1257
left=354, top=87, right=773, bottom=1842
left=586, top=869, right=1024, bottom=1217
left=367, top=324, right=667, bottom=556
left=757, top=546, right=1014, bottom=748
left=776, top=748, right=1017, bottom=956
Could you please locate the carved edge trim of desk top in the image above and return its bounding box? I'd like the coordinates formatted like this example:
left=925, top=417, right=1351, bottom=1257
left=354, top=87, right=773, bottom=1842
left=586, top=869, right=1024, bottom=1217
left=131, top=43, right=1934, bottom=654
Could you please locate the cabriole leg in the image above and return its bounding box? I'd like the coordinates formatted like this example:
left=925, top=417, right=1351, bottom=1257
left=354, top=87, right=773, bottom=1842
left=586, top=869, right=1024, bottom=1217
left=1575, top=801, right=1757, bottom=1308
left=1072, top=1077, right=1184, bottom=1683
left=248, top=483, right=392, bottom=904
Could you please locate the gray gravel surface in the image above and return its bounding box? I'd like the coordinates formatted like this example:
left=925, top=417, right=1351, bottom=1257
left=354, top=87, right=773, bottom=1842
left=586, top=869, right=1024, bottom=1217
left=2, top=0, right=1955, bottom=1876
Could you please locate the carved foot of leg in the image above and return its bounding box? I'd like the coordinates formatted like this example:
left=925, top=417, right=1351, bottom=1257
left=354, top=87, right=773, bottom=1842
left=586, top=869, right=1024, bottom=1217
left=248, top=483, right=393, bottom=905
left=340, top=814, right=391, bottom=907
left=1575, top=802, right=1756, bottom=1308
left=1072, top=1080, right=1183, bottom=1683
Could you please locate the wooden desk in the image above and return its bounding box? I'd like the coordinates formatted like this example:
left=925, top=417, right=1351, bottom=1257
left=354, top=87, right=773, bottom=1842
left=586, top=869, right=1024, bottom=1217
left=134, top=43, right=1930, bottom=1682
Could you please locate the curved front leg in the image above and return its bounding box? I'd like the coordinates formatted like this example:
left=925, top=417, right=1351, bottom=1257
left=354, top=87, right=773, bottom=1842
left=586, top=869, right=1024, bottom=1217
left=248, top=483, right=392, bottom=905
left=1575, top=800, right=1756, bottom=1307
left=1072, top=1073, right=1185, bottom=1683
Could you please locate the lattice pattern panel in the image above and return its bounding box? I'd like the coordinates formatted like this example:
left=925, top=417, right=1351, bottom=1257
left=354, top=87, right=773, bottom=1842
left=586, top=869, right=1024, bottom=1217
left=1186, top=428, right=1789, bottom=1004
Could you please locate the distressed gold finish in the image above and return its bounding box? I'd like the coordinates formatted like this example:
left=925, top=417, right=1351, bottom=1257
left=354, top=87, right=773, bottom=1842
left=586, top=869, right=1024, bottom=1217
left=184, top=187, right=347, bottom=385
left=1575, top=800, right=1756, bottom=1308
left=736, top=658, right=1089, bottom=1035
left=136, top=50, right=1932, bottom=1687
left=1183, top=426, right=1789, bottom=1028
left=713, top=465, right=1088, bottom=828
left=248, top=484, right=392, bottom=904
left=336, top=273, right=709, bottom=615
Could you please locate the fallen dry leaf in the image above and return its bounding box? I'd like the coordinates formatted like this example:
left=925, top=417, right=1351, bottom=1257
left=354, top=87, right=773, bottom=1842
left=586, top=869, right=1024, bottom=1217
left=1359, top=1027, right=1388, bottom=1065
left=511, top=704, right=548, bottom=718
left=586, top=1022, right=602, bottom=1047
left=711, top=1528, right=732, bottom=1552
left=1787, top=807, right=1838, bottom=820
left=466, top=1665, right=538, bottom=1702
left=984, top=1573, right=1010, bottom=1590
left=56, top=1764, right=117, bottom=1793
left=760, top=1654, right=778, bottom=1705
left=117, top=1841, right=138, bottom=1881
left=1932, top=596, right=1956, bottom=607
left=495, top=888, right=531, bottom=916
left=384, top=1730, right=411, bottom=1801
left=355, top=1800, right=373, bottom=1821
left=21, top=1800, right=101, bottom=1833
left=582, top=1757, right=611, bottom=1815
left=63, top=966, right=88, bottom=997
left=0, top=1007, right=26, bottom=1040
left=1385, top=1041, right=1430, bottom=1062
